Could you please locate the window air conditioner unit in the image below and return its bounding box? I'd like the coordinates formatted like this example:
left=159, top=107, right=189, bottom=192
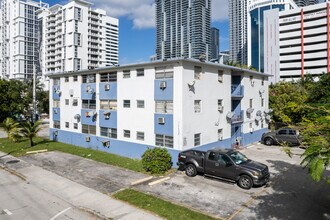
left=250, top=128, right=254, bottom=133
left=85, top=136, right=91, bottom=142
left=160, top=81, right=167, bottom=90
left=158, top=117, right=165, bottom=124
left=251, top=80, right=255, bottom=87
left=218, top=136, right=223, bottom=141
left=69, top=89, right=74, bottom=96
left=102, top=140, right=110, bottom=148
left=218, top=106, right=224, bottom=112
left=53, top=130, right=58, bottom=136
left=104, top=84, right=110, bottom=91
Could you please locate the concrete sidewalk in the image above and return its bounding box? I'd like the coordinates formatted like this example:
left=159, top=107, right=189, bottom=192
left=0, top=152, right=162, bottom=220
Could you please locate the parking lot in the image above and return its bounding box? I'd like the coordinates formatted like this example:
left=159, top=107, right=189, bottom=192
left=14, top=144, right=330, bottom=220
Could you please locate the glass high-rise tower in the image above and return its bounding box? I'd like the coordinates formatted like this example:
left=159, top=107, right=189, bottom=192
left=155, top=0, right=211, bottom=61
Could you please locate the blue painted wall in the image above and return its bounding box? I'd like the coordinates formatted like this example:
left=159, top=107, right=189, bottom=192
left=154, top=114, right=173, bottom=136
left=154, top=79, right=173, bottom=101
left=99, top=82, right=117, bottom=100
left=49, top=129, right=180, bottom=166
left=242, top=128, right=268, bottom=146
left=81, top=83, right=96, bottom=100
left=99, top=110, right=117, bottom=128
left=81, top=109, right=97, bottom=125
left=53, top=108, right=60, bottom=121
left=53, top=85, right=61, bottom=100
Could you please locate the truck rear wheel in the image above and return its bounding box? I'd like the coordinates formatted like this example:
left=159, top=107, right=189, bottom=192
left=185, top=164, right=197, bottom=177
left=238, top=175, right=253, bottom=189
left=264, top=137, right=273, bottom=146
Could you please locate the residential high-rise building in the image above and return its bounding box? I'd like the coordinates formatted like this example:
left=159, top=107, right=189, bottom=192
left=211, top=27, right=219, bottom=60
left=38, top=0, right=119, bottom=79
left=247, top=0, right=297, bottom=72
left=293, top=0, right=319, bottom=7
left=229, top=0, right=248, bottom=65
left=0, top=0, right=49, bottom=80
left=155, top=0, right=211, bottom=61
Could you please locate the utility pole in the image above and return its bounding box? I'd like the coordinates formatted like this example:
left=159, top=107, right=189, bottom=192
left=32, top=64, right=37, bottom=123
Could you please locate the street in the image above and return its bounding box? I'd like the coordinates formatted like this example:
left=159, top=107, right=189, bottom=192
left=0, top=168, right=100, bottom=220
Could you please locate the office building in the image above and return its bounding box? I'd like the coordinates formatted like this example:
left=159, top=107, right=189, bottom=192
left=264, top=2, right=330, bottom=83
left=247, top=0, right=297, bottom=72
left=293, top=0, right=319, bottom=7
left=48, top=59, right=270, bottom=163
left=211, top=27, right=219, bottom=60
left=155, top=0, right=211, bottom=61
left=0, top=0, right=49, bottom=79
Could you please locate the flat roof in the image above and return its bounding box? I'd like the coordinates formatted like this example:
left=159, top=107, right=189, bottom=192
left=47, top=58, right=271, bottom=78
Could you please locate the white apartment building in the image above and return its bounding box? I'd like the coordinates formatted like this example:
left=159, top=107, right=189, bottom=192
left=0, top=0, right=49, bottom=79
left=48, top=59, right=270, bottom=163
left=264, top=2, right=330, bottom=83
left=38, top=0, right=118, bottom=87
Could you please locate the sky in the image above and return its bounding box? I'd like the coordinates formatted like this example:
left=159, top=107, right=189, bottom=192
left=46, top=0, right=230, bottom=65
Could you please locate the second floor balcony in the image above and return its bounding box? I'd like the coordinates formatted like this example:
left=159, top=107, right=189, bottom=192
left=231, top=84, right=244, bottom=98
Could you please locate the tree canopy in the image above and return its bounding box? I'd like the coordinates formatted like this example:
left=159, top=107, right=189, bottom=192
left=269, top=74, right=330, bottom=183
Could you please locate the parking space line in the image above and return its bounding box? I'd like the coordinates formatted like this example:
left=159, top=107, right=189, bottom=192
left=49, top=207, right=71, bottom=220
left=131, top=176, right=153, bottom=186
left=226, top=188, right=268, bottom=220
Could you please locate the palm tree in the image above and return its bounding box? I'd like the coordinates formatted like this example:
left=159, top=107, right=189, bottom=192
left=20, top=120, right=42, bottom=147
left=2, top=118, right=20, bottom=140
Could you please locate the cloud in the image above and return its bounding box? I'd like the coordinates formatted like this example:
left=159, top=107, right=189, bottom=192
left=91, top=0, right=228, bottom=29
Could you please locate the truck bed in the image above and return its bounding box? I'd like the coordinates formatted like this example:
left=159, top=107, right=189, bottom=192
left=178, top=150, right=206, bottom=172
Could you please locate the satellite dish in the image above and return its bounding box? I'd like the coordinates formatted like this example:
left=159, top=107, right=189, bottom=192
left=226, top=112, right=234, bottom=119
left=256, top=110, right=262, bottom=116
left=255, top=116, right=262, bottom=121
left=246, top=108, right=254, bottom=114
left=264, top=109, right=272, bottom=114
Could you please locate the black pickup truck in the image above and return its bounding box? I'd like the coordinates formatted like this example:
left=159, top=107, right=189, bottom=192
left=177, top=148, right=270, bottom=189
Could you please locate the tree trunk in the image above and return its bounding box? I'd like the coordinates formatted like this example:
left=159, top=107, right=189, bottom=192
left=30, top=137, right=34, bottom=147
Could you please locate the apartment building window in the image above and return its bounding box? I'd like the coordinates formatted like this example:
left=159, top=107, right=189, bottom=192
left=73, top=123, right=78, bottom=129
left=261, top=98, right=264, bottom=107
left=155, top=66, right=174, bottom=79
left=100, top=127, right=117, bottom=139
left=137, top=100, right=145, bottom=108
left=73, top=76, right=78, bottom=82
left=218, top=70, right=224, bottom=82
left=123, top=70, right=130, bottom=78
left=194, top=100, right=201, bottom=113
left=123, top=100, right=130, bottom=108
left=74, top=33, right=81, bottom=46
left=64, top=77, right=69, bottom=82
left=194, top=66, right=202, bottom=80
left=82, top=124, right=96, bottom=135
left=53, top=100, right=60, bottom=108
left=155, top=101, right=173, bottom=113
left=136, top=131, right=145, bottom=141
left=74, top=7, right=81, bottom=21
left=72, top=99, right=78, bottom=106
left=82, top=74, right=96, bottom=83
left=136, top=68, right=144, bottom=77
left=155, top=134, right=173, bottom=148
left=123, top=130, right=130, bottom=138
left=65, top=122, right=69, bottom=128
left=100, top=100, right=117, bottom=110
left=53, top=121, right=60, bottom=129
left=65, top=99, right=69, bottom=105
left=194, top=133, right=201, bottom=146
left=100, top=72, right=117, bottom=82
left=249, top=99, right=253, bottom=108
left=82, top=100, right=96, bottom=109
left=74, top=20, right=78, bottom=32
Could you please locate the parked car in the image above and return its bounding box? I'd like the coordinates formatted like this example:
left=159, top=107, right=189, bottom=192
left=177, top=148, right=270, bottom=189
left=261, top=127, right=301, bottom=146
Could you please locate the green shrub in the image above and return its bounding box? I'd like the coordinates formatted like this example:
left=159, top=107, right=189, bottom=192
left=141, top=147, right=172, bottom=174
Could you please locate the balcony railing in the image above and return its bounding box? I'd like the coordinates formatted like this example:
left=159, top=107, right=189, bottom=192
left=231, top=110, right=244, bottom=124
left=231, top=84, right=244, bottom=98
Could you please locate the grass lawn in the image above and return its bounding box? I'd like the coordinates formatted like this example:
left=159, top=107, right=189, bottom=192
left=0, top=137, right=145, bottom=173
left=113, top=189, right=218, bottom=220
